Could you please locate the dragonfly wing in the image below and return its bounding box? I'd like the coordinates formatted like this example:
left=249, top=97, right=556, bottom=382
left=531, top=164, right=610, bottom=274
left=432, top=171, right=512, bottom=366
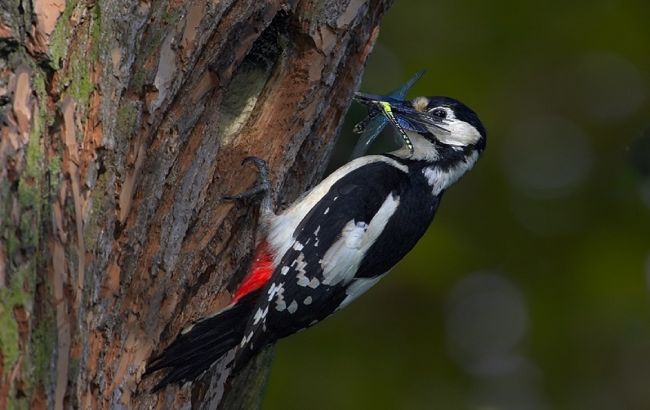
left=351, top=70, right=426, bottom=159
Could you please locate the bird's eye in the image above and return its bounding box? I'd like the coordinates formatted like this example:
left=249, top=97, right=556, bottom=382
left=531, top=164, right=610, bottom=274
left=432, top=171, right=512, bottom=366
left=431, top=108, right=447, bottom=119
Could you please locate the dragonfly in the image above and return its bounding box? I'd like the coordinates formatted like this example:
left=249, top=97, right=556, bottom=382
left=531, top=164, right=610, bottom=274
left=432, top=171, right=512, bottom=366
left=351, top=70, right=449, bottom=159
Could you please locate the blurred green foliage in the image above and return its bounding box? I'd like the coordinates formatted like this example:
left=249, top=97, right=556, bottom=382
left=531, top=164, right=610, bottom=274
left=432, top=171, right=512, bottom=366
left=265, top=1, right=650, bottom=408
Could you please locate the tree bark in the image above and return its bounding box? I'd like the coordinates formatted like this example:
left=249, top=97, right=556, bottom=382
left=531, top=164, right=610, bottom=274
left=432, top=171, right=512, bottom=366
left=0, top=0, right=392, bottom=408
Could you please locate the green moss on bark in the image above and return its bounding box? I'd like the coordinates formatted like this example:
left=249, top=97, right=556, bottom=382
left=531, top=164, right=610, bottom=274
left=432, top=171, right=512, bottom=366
left=51, top=1, right=102, bottom=108
left=49, top=0, right=80, bottom=70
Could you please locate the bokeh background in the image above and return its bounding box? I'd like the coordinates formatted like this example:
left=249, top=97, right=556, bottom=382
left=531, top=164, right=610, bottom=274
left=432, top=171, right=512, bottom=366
left=265, top=1, right=650, bottom=409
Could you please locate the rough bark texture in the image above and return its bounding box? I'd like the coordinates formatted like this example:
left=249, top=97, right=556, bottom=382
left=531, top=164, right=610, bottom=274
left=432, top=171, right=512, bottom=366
left=0, top=0, right=392, bottom=408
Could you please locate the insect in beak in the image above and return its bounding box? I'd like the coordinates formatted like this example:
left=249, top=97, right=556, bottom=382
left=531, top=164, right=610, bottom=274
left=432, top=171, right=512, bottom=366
left=353, top=92, right=416, bottom=154
left=350, top=70, right=425, bottom=158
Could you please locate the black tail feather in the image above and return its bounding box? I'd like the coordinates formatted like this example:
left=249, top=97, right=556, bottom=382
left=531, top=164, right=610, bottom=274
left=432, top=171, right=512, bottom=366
left=146, top=291, right=259, bottom=391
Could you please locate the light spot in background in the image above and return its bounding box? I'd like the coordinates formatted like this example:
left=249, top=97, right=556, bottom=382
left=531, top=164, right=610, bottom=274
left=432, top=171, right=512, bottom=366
left=615, top=335, right=650, bottom=407
left=502, top=116, right=594, bottom=198
left=445, top=272, right=546, bottom=410
left=445, top=273, right=527, bottom=374
left=572, top=53, right=646, bottom=122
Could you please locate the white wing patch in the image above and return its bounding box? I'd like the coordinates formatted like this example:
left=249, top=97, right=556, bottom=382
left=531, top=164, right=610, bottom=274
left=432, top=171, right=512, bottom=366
left=320, top=193, right=400, bottom=286
left=319, top=220, right=367, bottom=286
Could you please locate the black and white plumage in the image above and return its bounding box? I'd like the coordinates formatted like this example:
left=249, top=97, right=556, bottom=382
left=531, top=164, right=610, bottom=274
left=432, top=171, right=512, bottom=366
left=146, top=95, right=487, bottom=390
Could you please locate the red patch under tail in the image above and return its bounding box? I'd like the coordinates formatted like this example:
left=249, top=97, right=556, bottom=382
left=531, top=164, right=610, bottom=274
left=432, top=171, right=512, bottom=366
left=233, top=241, right=274, bottom=303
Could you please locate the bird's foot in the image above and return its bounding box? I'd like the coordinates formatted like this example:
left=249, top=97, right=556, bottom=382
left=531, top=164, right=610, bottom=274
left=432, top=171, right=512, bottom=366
left=223, top=157, right=273, bottom=216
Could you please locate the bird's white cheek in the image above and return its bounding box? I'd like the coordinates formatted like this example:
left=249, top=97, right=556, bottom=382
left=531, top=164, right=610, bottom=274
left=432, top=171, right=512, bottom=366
left=436, top=121, right=481, bottom=146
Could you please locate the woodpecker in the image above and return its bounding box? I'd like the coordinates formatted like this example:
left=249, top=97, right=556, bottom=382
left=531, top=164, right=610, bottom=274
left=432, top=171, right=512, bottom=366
left=146, top=93, right=486, bottom=390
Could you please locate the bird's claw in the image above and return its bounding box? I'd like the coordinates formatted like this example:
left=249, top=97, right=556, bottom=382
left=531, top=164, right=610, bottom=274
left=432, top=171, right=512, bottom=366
left=223, top=156, right=271, bottom=202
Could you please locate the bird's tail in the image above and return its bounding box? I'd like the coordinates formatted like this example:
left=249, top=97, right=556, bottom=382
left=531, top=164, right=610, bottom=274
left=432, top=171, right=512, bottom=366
left=146, top=291, right=259, bottom=391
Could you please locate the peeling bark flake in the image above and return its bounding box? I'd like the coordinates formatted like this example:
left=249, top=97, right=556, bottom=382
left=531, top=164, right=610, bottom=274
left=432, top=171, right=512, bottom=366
left=150, top=34, right=178, bottom=113
left=190, top=71, right=218, bottom=103
left=111, top=47, right=122, bottom=75
left=308, top=53, right=325, bottom=81
left=118, top=142, right=145, bottom=223
left=315, top=26, right=337, bottom=55
left=29, top=0, right=66, bottom=54
left=62, top=97, right=86, bottom=306
left=12, top=67, right=33, bottom=145
left=181, top=1, right=205, bottom=60
left=0, top=22, right=14, bottom=39
left=101, top=260, right=121, bottom=297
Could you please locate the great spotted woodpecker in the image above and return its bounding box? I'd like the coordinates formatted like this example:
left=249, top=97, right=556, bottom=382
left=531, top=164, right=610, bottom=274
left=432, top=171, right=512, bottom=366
left=146, top=93, right=486, bottom=390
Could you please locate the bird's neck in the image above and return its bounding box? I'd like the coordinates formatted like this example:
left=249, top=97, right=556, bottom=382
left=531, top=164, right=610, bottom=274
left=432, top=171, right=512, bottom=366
left=419, top=151, right=479, bottom=196
left=390, top=132, right=479, bottom=195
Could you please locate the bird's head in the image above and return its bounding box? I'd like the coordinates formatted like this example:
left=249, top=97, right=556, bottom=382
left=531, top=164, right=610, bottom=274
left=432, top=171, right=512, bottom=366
left=354, top=93, right=486, bottom=166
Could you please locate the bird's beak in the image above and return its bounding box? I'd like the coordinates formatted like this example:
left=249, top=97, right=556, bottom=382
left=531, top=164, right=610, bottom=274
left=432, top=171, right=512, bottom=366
left=353, top=92, right=387, bottom=105
left=352, top=93, right=402, bottom=114
left=353, top=92, right=406, bottom=120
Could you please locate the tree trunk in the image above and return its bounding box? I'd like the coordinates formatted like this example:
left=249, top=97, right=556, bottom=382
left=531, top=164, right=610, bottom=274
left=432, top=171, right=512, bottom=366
left=0, top=0, right=392, bottom=408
